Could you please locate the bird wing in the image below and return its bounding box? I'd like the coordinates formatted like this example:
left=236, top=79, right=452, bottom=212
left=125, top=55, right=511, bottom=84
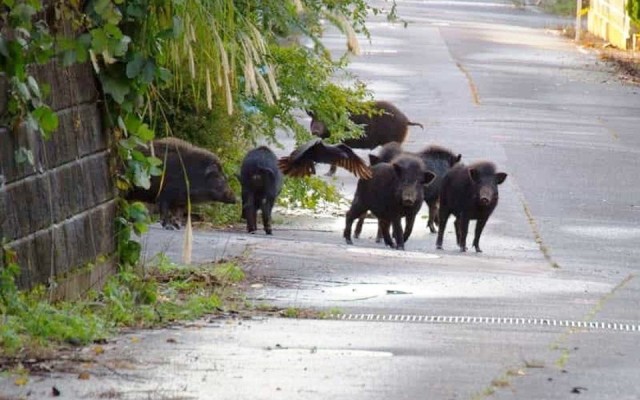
left=277, top=139, right=322, bottom=177
left=333, top=144, right=373, bottom=180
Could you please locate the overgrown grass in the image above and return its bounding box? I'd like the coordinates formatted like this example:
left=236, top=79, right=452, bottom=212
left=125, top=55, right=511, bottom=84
left=540, top=0, right=577, bottom=16
left=0, top=254, right=245, bottom=358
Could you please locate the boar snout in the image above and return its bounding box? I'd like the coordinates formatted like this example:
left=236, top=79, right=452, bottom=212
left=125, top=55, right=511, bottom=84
left=401, top=189, right=418, bottom=207
left=222, top=189, right=237, bottom=204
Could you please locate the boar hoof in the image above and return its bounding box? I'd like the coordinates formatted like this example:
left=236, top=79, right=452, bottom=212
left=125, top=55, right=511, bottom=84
left=474, top=246, right=482, bottom=253
left=436, top=244, right=443, bottom=250
left=265, top=229, right=273, bottom=235
left=459, top=246, right=467, bottom=252
left=345, top=238, right=353, bottom=245
left=396, top=245, right=404, bottom=251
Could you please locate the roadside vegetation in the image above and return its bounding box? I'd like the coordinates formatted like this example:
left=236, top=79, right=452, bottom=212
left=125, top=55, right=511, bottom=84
left=0, top=249, right=245, bottom=362
left=540, top=0, right=577, bottom=16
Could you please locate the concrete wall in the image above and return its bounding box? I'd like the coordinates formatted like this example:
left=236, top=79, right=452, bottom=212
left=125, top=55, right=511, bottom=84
left=0, top=61, right=118, bottom=300
left=588, top=0, right=632, bottom=49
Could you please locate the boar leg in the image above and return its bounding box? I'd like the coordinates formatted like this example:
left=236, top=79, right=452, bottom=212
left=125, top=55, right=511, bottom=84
left=376, top=222, right=384, bottom=243
left=457, top=216, right=470, bottom=252
left=379, top=219, right=394, bottom=248
left=344, top=205, right=366, bottom=245
left=261, top=197, right=275, bottom=235
left=454, top=218, right=461, bottom=246
left=436, top=208, right=450, bottom=250
left=427, top=200, right=438, bottom=233
left=472, top=217, right=488, bottom=253
left=392, top=218, right=405, bottom=250
left=353, top=212, right=367, bottom=239
left=158, top=201, right=179, bottom=230
left=403, top=212, right=417, bottom=243
left=243, top=194, right=257, bottom=233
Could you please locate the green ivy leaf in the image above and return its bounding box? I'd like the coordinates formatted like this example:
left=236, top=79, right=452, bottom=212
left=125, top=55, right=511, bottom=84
left=124, top=114, right=142, bottom=134
left=141, top=59, right=157, bottom=84
left=32, top=106, right=59, bottom=137
left=14, top=147, right=34, bottom=166
left=113, top=35, right=131, bottom=57
left=136, top=123, right=154, bottom=141
left=14, top=81, right=31, bottom=102
left=101, top=74, right=130, bottom=104
left=26, top=76, right=41, bottom=99
left=126, top=53, right=144, bottom=78
left=131, top=162, right=151, bottom=189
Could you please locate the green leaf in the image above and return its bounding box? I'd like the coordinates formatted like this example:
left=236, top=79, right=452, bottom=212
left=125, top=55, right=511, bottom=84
left=131, top=162, right=151, bottom=189
left=126, top=53, right=144, bottom=78
left=113, top=35, right=131, bottom=57
left=100, top=74, right=130, bottom=104
left=13, top=80, right=31, bottom=102
left=14, top=147, right=34, bottom=166
left=135, top=124, right=154, bottom=141
left=124, top=114, right=142, bottom=134
left=26, top=76, right=41, bottom=99
left=33, top=106, right=59, bottom=137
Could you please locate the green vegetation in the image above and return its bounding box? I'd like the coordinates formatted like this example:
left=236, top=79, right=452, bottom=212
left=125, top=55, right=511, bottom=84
left=0, top=248, right=244, bottom=358
left=628, top=0, right=640, bottom=27
left=541, top=0, right=577, bottom=16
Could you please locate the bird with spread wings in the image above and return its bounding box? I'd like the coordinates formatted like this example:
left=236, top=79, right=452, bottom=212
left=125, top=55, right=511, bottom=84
left=278, top=139, right=372, bottom=179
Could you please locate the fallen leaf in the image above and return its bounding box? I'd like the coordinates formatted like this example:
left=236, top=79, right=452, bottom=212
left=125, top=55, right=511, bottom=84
left=52, top=386, right=61, bottom=396
left=78, top=371, right=91, bottom=380
left=93, top=345, right=105, bottom=355
left=571, top=386, right=588, bottom=394
left=166, top=338, right=177, bottom=344
left=14, top=376, right=28, bottom=386
left=250, top=283, right=264, bottom=289
left=130, top=337, right=140, bottom=343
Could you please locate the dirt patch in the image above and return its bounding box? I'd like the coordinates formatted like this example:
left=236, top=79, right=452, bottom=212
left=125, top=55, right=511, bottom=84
left=562, top=28, right=640, bottom=84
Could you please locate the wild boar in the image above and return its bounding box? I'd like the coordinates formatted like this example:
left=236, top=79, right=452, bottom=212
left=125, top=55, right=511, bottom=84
left=240, top=146, right=283, bottom=235
left=436, top=161, right=507, bottom=252
left=415, top=145, right=462, bottom=233
left=344, top=154, right=434, bottom=250
left=127, top=137, right=236, bottom=229
left=309, top=101, right=423, bottom=175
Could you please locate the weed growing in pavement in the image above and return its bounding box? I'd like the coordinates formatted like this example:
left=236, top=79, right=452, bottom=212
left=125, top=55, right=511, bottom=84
left=0, top=251, right=245, bottom=359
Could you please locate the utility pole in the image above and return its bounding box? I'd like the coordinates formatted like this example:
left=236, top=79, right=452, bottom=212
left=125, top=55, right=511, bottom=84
left=575, top=0, right=583, bottom=41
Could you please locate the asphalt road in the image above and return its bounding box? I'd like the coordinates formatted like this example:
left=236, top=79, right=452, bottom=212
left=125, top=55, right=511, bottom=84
left=3, top=0, right=640, bottom=399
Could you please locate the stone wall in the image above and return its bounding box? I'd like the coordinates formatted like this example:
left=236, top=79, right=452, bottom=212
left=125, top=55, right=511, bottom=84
left=0, top=61, right=118, bottom=300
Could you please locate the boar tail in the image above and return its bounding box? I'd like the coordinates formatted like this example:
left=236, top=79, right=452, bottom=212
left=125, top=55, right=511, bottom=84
left=407, top=121, right=424, bottom=129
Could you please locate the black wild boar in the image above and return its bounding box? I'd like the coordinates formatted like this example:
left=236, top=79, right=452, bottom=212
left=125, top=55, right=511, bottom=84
left=344, top=154, right=434, bottom=250
left=309, top=101, right=423, bottom=175
left=436, top=161, right=507, bottom=252
left=240, top=146, right=283, bottom=235
left=354, top=141, right=404, bottom=240
left=415, top=145, right=462, bottom=233
left=127, top=137, right=236, bottom=229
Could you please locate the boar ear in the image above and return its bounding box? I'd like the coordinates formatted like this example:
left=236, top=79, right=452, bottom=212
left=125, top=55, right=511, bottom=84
left=393, top=163, right=403, bottom=178
left=306, top=109, right=315, bottom=118
left=204, top=164, right=217, bottom=176
left=369, top=154, right=381, bottom=165
left=423, top=171, right=436, bottom=185
left=495, top=172, right=508, bottom=185
left=468, top=168, right=480, bottom=184
left=455, top=154, right=462, bottom=163
left=259, top=167, right=275, bottom=179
